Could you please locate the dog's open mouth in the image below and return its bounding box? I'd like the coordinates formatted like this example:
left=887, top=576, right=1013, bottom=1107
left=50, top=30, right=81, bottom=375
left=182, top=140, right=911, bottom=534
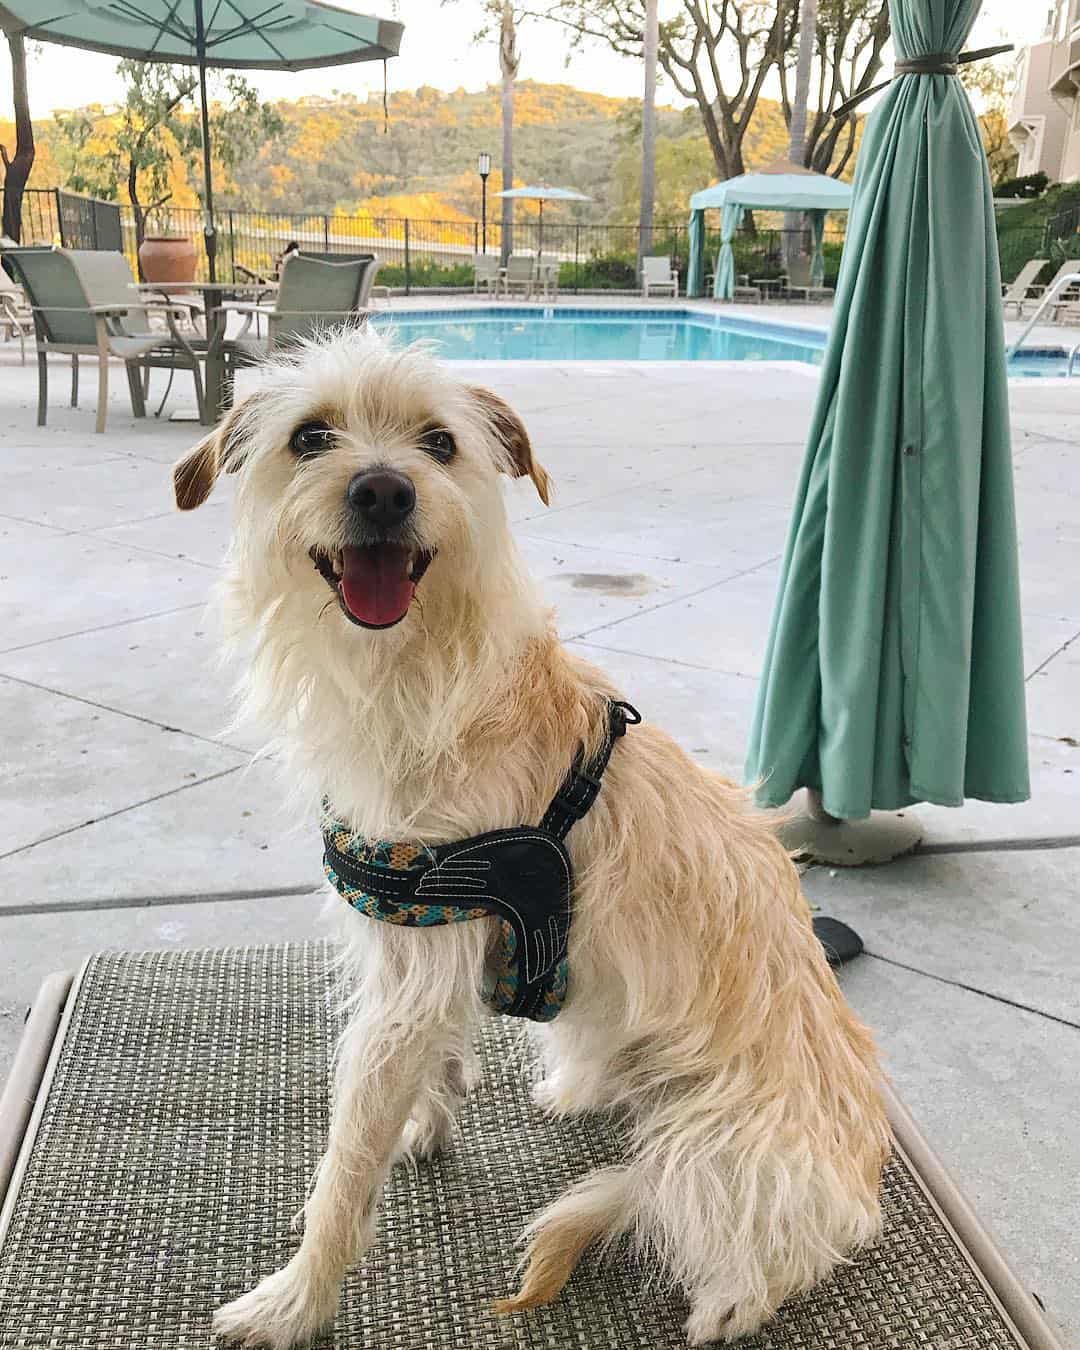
left=310, top=543, right=435, bottom=629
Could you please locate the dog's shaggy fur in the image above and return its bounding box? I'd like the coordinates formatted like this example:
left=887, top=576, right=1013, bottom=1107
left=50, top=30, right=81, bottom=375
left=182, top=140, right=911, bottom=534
left=174, top=329, right=889, bottom=1349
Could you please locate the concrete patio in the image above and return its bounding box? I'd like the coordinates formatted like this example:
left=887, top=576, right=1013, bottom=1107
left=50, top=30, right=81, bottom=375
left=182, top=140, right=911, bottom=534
left=1, top=328, right=1078, bottom=1343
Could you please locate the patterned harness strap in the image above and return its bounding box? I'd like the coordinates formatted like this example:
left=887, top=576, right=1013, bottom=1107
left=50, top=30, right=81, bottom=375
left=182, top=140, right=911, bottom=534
left=322, top=699, right=641, bottom=1022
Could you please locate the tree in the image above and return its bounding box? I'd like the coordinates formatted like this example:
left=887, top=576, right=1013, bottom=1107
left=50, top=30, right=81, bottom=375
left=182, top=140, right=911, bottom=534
left=961, top=55, right=1019, bottom=188
left=777, top=0, right=890, bottom=179
left=500, top=2, right=521, bottom=260
left=637, top=0, right=658, bottom=270
left=533, top=0, right=889, bottom=183
left=1, top=34, right=34, bottom=243
left=783, top=0, right=817, bottom=263
left=530, top=1, right=798, bottom=182
left=51, top=62, right=281, bottom=265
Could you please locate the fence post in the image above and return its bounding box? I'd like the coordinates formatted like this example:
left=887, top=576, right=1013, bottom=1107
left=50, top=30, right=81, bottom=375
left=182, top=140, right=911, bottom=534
left=404, top=218, right=411, bottom=296
left=228, top=211, right=235, bottom=280
left=323, top=214, right=330, bottom=250
left=474, top=221, right=478, bottom=256
left=54, top=188, right=64, bottom=246
left=574, top=223, right=581, bottom=295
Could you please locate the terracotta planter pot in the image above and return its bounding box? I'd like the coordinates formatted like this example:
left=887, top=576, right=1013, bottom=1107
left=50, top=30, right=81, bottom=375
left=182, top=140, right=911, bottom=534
left=138, top=235, right=197, bottom=284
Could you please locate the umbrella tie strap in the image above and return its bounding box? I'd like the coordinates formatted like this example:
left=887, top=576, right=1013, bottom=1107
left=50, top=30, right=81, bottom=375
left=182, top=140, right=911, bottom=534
left=834, top=43, right=1012, bottom=120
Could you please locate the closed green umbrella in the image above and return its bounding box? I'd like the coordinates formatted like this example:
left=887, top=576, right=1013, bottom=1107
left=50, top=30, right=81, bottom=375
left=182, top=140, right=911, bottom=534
left=745, top=0, right=1029, bottom=829
left=0, top=0, right=403, bottom=280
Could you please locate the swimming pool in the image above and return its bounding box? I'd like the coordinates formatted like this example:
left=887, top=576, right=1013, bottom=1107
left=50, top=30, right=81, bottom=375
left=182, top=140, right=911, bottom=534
left=371, top=308, right=826, bottom=364
left=371, top=306, right=1075, bottom=376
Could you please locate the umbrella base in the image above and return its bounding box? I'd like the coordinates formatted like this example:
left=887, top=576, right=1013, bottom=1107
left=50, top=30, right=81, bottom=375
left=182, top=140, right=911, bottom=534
left=780, top=791, right=924, bottom=866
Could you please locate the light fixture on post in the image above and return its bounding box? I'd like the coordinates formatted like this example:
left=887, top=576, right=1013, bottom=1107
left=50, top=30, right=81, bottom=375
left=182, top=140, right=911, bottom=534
left=478, top=152, right=492, bottom=254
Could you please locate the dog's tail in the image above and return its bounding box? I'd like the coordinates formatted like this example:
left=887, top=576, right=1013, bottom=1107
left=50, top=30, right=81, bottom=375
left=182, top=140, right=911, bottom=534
left=493, top=1166, right=635, bottom=1314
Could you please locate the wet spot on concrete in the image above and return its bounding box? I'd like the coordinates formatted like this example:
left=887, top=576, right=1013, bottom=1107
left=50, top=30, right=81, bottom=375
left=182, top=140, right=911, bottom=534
left=564, top=572, right=655, bottom=597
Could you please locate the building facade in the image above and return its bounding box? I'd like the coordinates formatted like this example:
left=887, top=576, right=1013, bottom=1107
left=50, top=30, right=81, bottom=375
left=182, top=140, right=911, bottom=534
left=1009, top=2, right=1080, bottom=183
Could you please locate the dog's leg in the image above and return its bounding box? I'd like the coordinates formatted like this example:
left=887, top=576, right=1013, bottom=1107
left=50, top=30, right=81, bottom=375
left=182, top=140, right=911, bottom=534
left=398, top=1032, right=476, bottom=1162
left=213, top=926, right=484, bottom=1349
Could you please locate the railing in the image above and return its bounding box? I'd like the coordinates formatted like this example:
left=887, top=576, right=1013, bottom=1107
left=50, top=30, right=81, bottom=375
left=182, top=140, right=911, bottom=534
left=4, top=189, right=847, bottom=293
left=0, top=186, right=122, bottom=251
left=1007, top=271, right=1080, bottom=359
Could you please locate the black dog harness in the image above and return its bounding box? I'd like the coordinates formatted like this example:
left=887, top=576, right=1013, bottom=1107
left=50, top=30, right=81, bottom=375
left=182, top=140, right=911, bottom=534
left=322, top=699, right=640, bottom=1022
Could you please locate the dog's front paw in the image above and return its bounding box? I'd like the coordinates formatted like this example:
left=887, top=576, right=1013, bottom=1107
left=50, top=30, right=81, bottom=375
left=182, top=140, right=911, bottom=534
left=213, top=1259, right=337, bottom=1349
left=531, top=1073, right=592, bottom=1118
left=397, top=1113, right=453, bottom=1163
left=684, top=1296, right=769, bottom=1346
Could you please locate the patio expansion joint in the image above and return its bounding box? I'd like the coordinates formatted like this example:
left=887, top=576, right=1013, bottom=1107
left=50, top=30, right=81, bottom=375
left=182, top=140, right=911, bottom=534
left=571, top=637, right=756, bottom=680
left=861, top=950, right=1080, bottom=1034
left=0, top=883, right=318, bottom=919
left=0, top=763, right=245, bottom=864
left=0, top=671, right=249, bottom=756
left=567, top=554, right=783, bottom=645
left=1025, top=626, right=1080, bottom=681
left=514, top=459, right=751, bottom=528
left=0, top=601, right=206, bottom=656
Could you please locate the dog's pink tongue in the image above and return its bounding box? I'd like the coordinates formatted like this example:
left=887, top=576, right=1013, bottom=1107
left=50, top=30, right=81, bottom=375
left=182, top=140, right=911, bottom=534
left=340, top=544, right=415, bottom=628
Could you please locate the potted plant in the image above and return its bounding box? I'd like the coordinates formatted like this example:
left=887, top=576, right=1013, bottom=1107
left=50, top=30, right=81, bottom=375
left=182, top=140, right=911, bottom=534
left=138, top=205, right=197, bottom=283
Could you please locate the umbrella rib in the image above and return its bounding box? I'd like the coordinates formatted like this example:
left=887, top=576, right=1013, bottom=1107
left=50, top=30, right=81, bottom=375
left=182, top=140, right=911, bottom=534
left=103, top=0, right=195, bottom=50
left=210, top=0, right=294, bottom=61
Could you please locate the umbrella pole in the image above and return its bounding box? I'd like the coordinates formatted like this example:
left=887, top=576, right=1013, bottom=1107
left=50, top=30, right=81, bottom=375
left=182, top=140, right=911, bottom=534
left=194, top=0, right=217, bottom=283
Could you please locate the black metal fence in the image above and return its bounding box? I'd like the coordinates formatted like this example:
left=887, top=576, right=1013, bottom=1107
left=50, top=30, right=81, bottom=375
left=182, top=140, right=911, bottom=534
left=105, top=203, right=848, bottom=293
left=6, top=184, right=1078, bottom=292
left=1, top=186, right=122, bottom=251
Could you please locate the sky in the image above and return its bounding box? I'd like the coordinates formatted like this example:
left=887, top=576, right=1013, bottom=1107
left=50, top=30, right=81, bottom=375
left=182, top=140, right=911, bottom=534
left=8, top=0, right=1042, bottom=119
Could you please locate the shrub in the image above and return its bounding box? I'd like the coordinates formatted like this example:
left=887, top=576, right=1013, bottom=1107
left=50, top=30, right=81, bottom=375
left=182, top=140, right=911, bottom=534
left=995, top=172, right=1049, bottom=200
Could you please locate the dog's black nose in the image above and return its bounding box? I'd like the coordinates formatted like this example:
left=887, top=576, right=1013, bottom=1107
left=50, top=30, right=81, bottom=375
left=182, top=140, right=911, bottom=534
left=346, top=469, right=416, bottom=529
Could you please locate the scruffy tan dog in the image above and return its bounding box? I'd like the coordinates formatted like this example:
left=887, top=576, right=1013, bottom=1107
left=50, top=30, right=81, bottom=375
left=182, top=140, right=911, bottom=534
left=174, top=329, right=888, bottom=1349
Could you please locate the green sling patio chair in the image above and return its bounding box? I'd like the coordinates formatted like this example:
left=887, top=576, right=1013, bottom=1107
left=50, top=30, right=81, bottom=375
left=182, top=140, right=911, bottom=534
left=4, top=248, right=207, bottom=433
left=221, top=254, right=371, bottom=392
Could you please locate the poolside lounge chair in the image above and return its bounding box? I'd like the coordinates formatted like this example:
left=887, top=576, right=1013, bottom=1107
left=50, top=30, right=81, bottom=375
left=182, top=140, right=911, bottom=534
left=642, top=255, right=678, bottom=298
left=221, top=254, right=371, bottom=395
left=0, top=260, right=34, bottom=363
left=4, top=247, right=207, bottom=433
left=473, top=254, right=499, bottom=297
left=1001, top=258, right=1048, bottom=317
left=784, top=255, right=833, bottom=303
left=499, top=254, right=536, bottom=299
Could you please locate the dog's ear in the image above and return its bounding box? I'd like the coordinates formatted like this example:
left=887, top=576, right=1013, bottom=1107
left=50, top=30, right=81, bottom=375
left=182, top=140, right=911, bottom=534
left=172, top=398, right=256, bottom=511
left=469, top=386, right=551, bottom=506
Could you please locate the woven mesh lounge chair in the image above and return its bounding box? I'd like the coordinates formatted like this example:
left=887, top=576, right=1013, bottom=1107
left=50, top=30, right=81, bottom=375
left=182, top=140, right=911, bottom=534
left=0, top=943, right=1063, bottom=1349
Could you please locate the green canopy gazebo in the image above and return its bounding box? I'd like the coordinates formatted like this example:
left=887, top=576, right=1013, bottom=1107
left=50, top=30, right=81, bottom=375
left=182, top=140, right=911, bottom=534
left=686, top=162, right=853, bottom=300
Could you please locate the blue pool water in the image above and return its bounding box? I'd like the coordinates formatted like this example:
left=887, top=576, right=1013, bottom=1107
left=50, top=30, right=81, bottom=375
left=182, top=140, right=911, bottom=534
left=371, top=307, right=1073, bottom=376
left=371, top=308, right=826, bottom=364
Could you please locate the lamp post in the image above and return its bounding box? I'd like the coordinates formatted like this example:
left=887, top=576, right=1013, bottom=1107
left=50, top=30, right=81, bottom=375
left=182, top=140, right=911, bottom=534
left=478, top=151, right=492, bottom=254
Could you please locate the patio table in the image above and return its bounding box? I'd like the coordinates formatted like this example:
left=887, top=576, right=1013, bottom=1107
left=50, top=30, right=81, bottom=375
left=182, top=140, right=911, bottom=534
left=133, top=281, right=278, bottom=424
left=0, top=943, right=1063, bottom=1348
left=751, top=277, right=785, bottom=301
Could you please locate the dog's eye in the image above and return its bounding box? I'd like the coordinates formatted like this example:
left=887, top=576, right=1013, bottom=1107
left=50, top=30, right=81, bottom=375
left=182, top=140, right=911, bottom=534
left=419, top=427, right=456, bottom=463
left=290, top=420, right=335, bottom=459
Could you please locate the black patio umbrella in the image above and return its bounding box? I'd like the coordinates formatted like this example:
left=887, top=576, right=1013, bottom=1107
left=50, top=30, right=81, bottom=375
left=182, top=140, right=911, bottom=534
left=0, top=0, right=403, bottom=279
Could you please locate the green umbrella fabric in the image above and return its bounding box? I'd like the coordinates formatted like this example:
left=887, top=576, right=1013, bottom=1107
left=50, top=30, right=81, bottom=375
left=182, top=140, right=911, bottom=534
left=0, top=0, right=402, bottom=68
left=714, top=203, right=743, bottom=300
left=686, top=207, right=705, bottom=299
left=0, top=0, right=402, bottom=280
left=745, top=0, right=1029, bottom=819
left=809, top=212, right=827, bottom=286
